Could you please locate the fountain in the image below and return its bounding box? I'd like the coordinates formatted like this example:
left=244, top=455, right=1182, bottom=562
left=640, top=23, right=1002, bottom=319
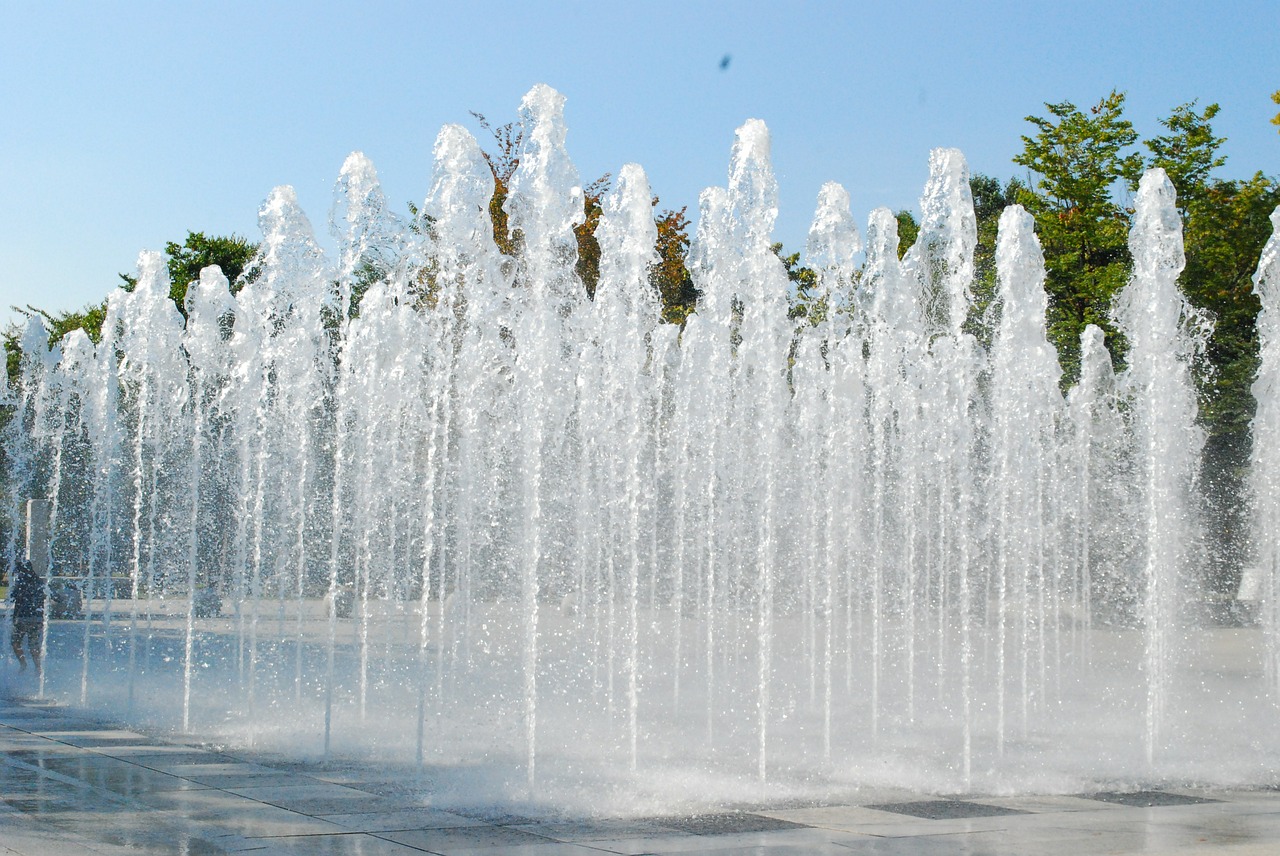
left=6, top=84, right=1280, bottom=812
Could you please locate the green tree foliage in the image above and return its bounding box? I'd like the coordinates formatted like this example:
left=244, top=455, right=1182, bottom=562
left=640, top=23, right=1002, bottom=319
left=119, top=231, right=258, bottom=315
left=3, top=303, right=109, bottom=384
left=1272, top=90, right=1280, bottom=134
left=894, top=210, right=919, bottom=260
left=1186, top=171, right=1279, bottom=584
left=6, top=232, right=257, bottom=384
left=1143, top=102, right=1226, bottom=215
left=1013, top=90, right=1145, bottom=383
left=969, top=173, right=1026, bottom=346
left=1141, top=100, right=1280, bottom=583
left=772, top=242, right=819, bottom=322
left=1008, top=94, right=1277, bottom=585
left=15, top=303, right=109, bottom=346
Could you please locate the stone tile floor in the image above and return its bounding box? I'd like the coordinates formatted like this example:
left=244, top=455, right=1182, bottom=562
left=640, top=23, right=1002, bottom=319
left=3, top=695, right=1280, bottom=854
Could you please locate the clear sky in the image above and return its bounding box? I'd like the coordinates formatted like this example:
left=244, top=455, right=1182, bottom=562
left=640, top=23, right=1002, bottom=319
left=2, top=0, right=1276, bottom=330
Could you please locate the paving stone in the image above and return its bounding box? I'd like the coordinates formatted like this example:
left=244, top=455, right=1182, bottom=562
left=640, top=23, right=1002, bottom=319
left=1083, top=790, right=1224, bottom=807
left=96, top=745, right=236, bottom=760
left=760, top=840, right=947, bottom=856
left=831, top=833, right=1044, bottom=854
left=643, top=812, right=811, bottom=834
left=758, top=804, right=947, bottom=831
left=447, top=805, right=542, bottom=825
left=380, top=822, right=559, bottom=851
left=53, top=735, right=160, bottom=748
left=7, top=695, right=1280, bottom=855
left=320, top=806, right=484, bottom=832
left=234, top=831, right=430, bottom=854
left=186, top=770, right=328, bottom=789
left=511, top=817, right=683, bottom=841
left=864, top=799, right=1031, bottom=819
left=583, top=827, right=869, bottom=855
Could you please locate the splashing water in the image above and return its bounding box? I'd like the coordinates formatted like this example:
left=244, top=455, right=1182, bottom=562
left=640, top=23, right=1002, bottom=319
left=8, top=86, right=1280, bottom=814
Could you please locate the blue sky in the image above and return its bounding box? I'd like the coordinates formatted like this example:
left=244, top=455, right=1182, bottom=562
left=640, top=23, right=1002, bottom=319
left=2, top=0, right=1276, bottom=329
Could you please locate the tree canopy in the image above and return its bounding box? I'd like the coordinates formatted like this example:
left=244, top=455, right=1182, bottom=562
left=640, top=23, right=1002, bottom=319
left=119, top=231, right=258, bottom=314
left=1012, top=91, right=1146, bottom=383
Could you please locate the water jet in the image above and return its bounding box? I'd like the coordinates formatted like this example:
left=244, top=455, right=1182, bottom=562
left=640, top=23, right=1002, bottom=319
left=6, top=84, right=1280, bottom=813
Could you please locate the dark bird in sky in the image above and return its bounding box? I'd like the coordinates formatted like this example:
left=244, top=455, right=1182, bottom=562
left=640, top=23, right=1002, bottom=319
left=719, top=54, right=731, bottom=71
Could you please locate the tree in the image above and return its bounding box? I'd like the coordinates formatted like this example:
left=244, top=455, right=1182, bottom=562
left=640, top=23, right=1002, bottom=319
left=1272, top=90, right=1280, bottom=134
left=1135, top=101, right=1278, bottom=589
left=1014, top=90, right=1145, bottom=383
left=472, top=111, right=613, bottom=299
left=472, top=111, right=696, bottom=321
left=470, top=111, right=523, bottom=257
left=119, top=231, right=258, bottom=315
left=894, top=210, right=919, bottom=260
left=574, top=174, right=612, bottom=298
left=6, top=231, right=258, bottom=384
left=1186, top=171, right=1280, bottom=583
left=772, top=242, right=818, bottom=321
left=4, top=303, right=108, bottom=384
left=969, top=173, right=1026, bottom=346
left=1143, top=101, right=1226, bottom=215
left=652, top=203, right=698, bottom=324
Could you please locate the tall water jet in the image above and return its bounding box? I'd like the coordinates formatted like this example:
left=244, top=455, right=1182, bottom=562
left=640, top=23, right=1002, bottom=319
left=1114, top=168, right=1211, bottom=764
left=668, top=184, right=734, bottom=746
left=1067, top=325, right=1132, bottom=638
left=505, top=84, right=585, bottom=786
left=234, top=185, right=332, bottom=745
left=417, top=123, right=512, bottom=763
left=40, top=330, right=96, bottom=699
left=724, top=119, right=793, bottom=784
left=989, top=204, right=1063, bottom=753
left=800, top=180, right=863, bottom=762
left=1251, top=207, right=1280, bottom=690
left=111, top=253, right=190, bottom=712
left=592, top=162, right=661, bottom=772
left=903, top=147, right=980, bottom=784
left=6, top=317, right=56, bottom=586
left=859, top=206, right=921, bottom=726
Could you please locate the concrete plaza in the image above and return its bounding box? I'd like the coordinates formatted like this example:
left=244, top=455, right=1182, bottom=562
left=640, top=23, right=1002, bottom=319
left=4, top=695, right=1280, bottom=855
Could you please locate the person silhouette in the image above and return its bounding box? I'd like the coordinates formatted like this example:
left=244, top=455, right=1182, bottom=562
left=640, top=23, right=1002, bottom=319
left=9, top=559, right=45, bottom=674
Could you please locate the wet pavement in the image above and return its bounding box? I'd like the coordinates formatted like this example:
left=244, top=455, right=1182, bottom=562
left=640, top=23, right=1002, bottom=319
left=3, top=695, right=1280, bottom=854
